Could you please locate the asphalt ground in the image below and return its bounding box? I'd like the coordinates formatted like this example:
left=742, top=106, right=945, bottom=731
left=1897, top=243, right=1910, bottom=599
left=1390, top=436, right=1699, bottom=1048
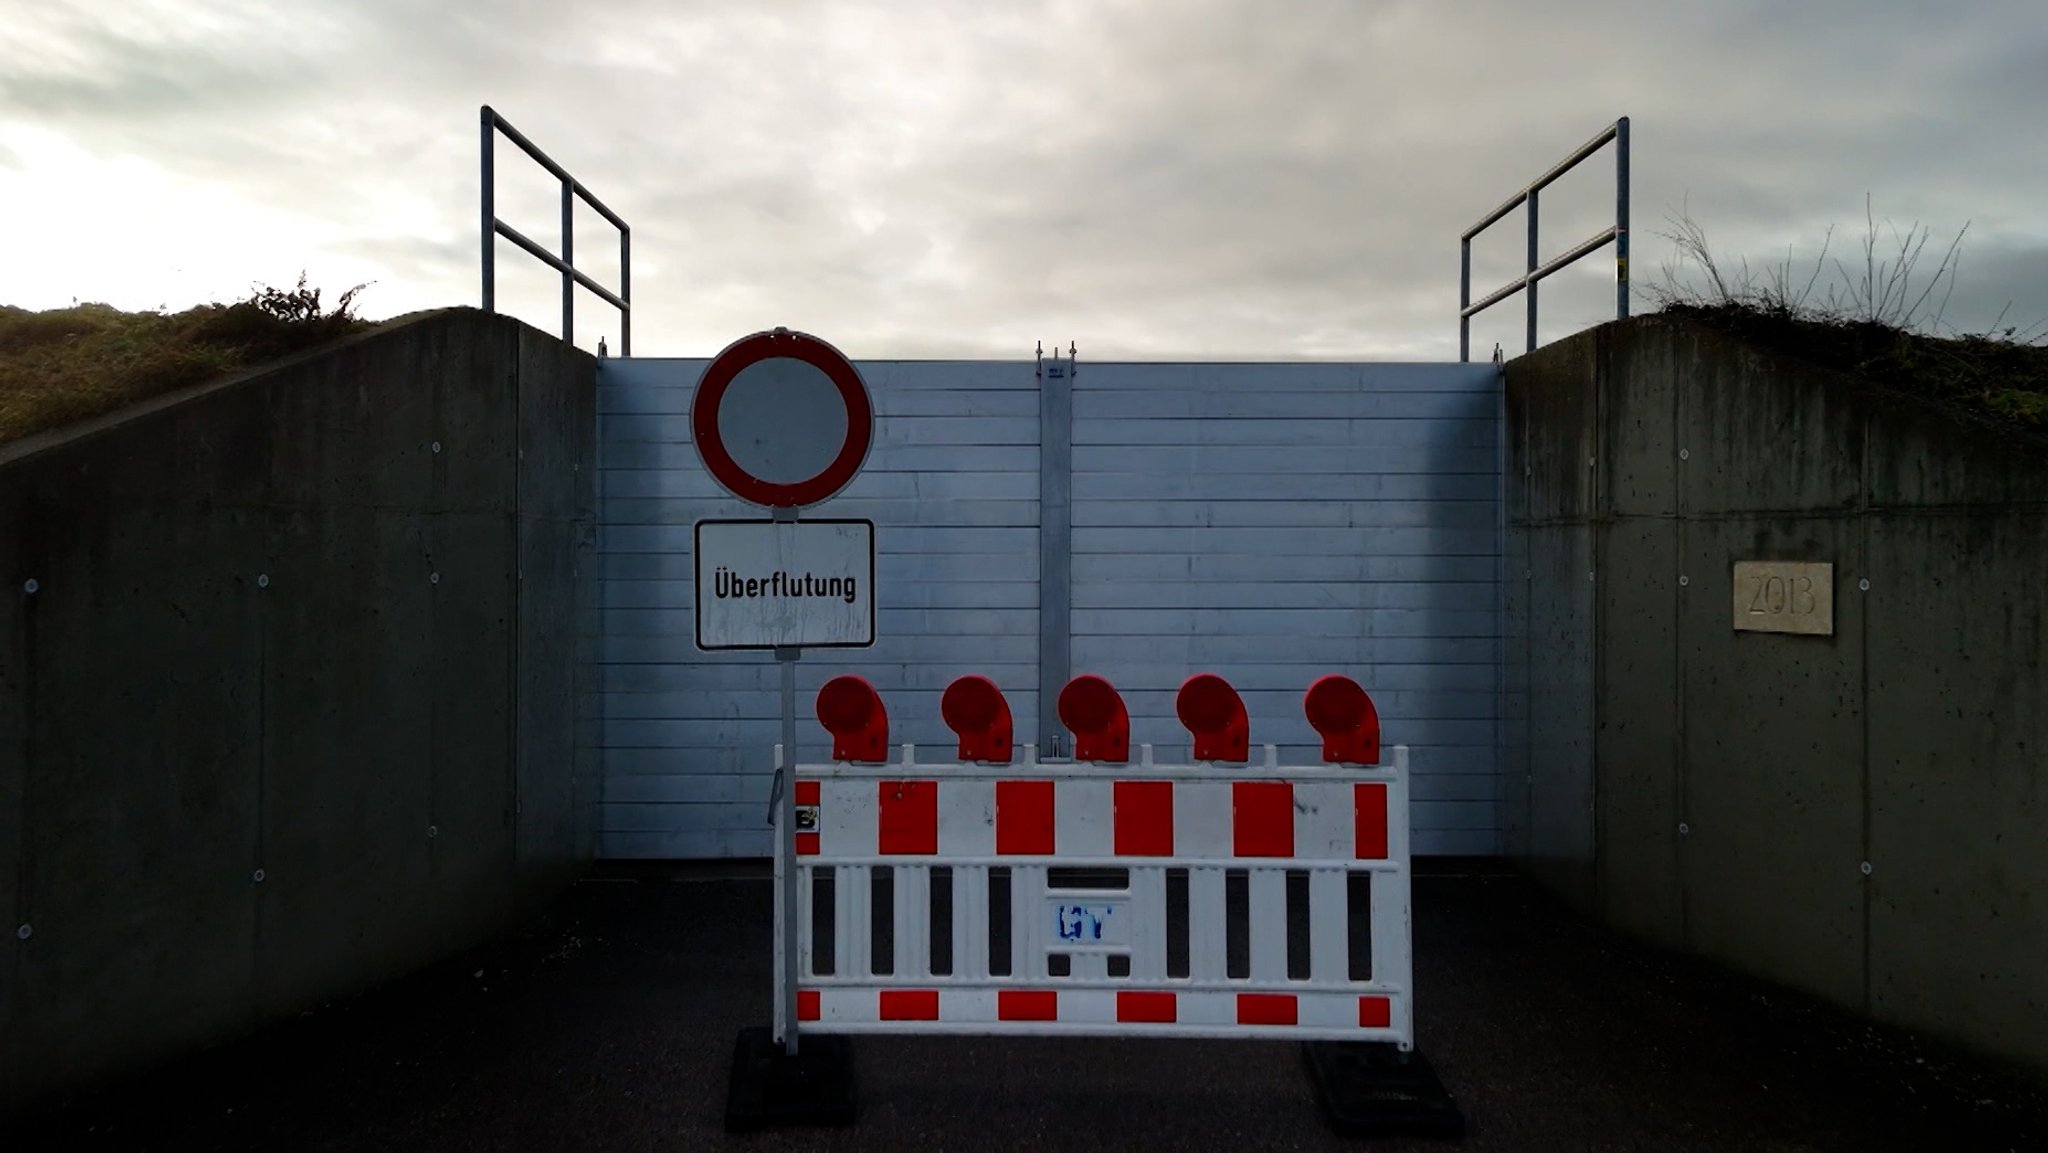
left=9, top=859, right=2047, bottom=1152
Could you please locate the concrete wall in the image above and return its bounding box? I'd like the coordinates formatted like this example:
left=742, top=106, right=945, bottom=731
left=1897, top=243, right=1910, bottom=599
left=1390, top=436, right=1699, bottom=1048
left=1504, top=315, right=2048, bottom=1078
left=0, top=307, right=598, bottom=1115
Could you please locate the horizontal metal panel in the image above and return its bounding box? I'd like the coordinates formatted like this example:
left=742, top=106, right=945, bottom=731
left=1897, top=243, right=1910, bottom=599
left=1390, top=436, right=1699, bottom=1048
left=599, top=829, right=769, bottom=858
left=597, top=358, right=1041, bottom=391
left=598, top=802, right=794, bottom=839
left=1071, top=634, right=1499, bottom=666
left=1059, top=661, right=1499, bottom=693
left=1075, top=389, right=1496, bottom=421
left=598, top=716, right=1076, bottom=750
left=596, top=660, right=1040, bottom=694
left=601, top=497, right=1038, bottom=528
left=593, top=358, right=709, bottom=389
left=1073, top=418, right=1497, bottom=449
left=1071, top=607, right=1497, bottom=639
left=590, top=687, right=1489, bottom=723
left=601, top=442, right=1041, bottom=473
left=1072, top=444, right=1497, bottom=476
left=592, top=688, right=1036, bottom=721
left=598, top=797, right=1496, bottom=837
left=601, top=607, right=1040, bottom=639
left=1072, top=552, right=1500, bottom=584
left=600, top=632, right=1041, bottom=665
left=604, top=774, right=769, bottom=805
left=596, top=715, right=1494, bottom=754
left=1070, top=526, right=1498, bottom=557
left=1071, top=499, right=1497, bottom=531
left=597, top=825, right=1500, bottom=859
left=592, top=747, right=780, bottom=776
left=601, top=468, right=1041, bottom=502
left=600, top=414, right=1040, bottom=448
left=1071, top=581, right=1496, bottom=612
left=603, top=767, right=1502, bottom=805
left=600, top=384, right=1040, bottom=418
left=587, top=740, right=1497, bottom=779
left=1071, top=363, right=1501, bottom=394
left=602, top=551, right=1046, bottom=584
left=1103, top=717, right=1498, bottom=751
left=601, top=579, right=1038, bottom=611
left=602, top=525, right=1039, bottom=555
left=1072, top=472, right=1500, bottom=502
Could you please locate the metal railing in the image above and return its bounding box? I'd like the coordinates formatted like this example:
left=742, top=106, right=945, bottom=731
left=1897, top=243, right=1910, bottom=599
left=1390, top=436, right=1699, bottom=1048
left=480, top=105, right=631, bottom=354
left=1459, top=117, right=1629, bottom=362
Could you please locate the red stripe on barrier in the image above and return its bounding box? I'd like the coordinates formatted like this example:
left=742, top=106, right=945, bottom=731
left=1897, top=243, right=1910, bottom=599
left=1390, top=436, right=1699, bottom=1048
left=798, top=990, right=820, bottom=1021
left=1113, top=781, right=1174, bottom=856
left=878, top=781, right=939, bottom=855
left=1116, top=991, right=1177, bottom=1023
left=1355, top=782, right=1389, bottom=860
left=795, top=780, right=820, bottom=805
left=879, top=990, right=940, bottom=1020
left=1359, top=995, right=1392, bottom=1028
left=795, top=833, right=819, bottom=856
left=996, top=780, right=1055, bottom=855
left=998, top=990, right=1058, bottom=1021
left=1237, top=993, right=1298, bottom=1026
left=1232, top=781, right=1294, bottom=858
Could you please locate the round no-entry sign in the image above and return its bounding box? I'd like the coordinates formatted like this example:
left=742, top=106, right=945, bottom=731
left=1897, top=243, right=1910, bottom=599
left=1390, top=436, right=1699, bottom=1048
left=690, top=328, right=873, bottom=508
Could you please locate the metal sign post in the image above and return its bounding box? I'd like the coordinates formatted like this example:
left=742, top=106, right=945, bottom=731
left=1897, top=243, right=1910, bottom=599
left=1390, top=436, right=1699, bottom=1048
left=771, top=502, right=802, bottom=1057
left=696, top=329, right=875, bottom=1121
left=775, top=634, right=800, bottom=1054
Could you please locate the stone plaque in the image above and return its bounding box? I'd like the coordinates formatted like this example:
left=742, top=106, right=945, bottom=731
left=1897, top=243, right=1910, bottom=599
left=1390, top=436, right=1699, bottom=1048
left=1732, top=561, right=1834, bottom=635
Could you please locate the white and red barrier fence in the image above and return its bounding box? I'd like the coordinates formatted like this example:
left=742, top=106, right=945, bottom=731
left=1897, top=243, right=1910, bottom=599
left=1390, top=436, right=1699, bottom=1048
left=731, top=670, right=1460, bottom=1136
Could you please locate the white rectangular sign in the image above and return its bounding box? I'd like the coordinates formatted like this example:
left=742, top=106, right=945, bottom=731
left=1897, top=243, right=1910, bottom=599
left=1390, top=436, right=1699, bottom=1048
left=694, top=519, right=876, bottom=650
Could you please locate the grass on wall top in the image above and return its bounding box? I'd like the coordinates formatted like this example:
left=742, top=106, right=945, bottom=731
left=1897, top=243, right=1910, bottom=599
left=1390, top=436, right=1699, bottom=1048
left=0, top=275, right=374, bottom=448
left=1640, top=201, right=2047, bottom=434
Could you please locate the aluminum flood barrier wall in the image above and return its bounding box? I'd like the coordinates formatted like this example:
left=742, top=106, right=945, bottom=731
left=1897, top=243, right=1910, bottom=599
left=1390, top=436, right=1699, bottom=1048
left=588, top=357, right=1503, bottom=858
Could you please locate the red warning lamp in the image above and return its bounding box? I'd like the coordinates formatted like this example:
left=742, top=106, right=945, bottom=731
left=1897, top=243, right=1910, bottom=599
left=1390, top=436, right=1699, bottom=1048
left=942, top=674, right=1014, bottom=763
left=1057, top=674, right=1130, bottom=763
left=1304, top=674, right=1381, bottom=765
left=816, top=675, right=889, bottom=763
left=1176, top=673, right=1249, bottom=763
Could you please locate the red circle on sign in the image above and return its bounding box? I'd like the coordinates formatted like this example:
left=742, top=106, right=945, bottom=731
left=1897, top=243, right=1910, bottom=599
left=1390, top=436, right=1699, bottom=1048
left=691, top=328, right=873, bottom=508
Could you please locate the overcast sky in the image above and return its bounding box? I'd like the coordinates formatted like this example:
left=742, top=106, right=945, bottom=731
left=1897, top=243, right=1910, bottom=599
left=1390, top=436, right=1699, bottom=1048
left=4, top=0, right=2044, bottom=360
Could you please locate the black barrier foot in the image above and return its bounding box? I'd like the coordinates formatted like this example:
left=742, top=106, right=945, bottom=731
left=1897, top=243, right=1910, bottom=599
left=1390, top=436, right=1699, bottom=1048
left=724, top=1026, right=858, bottom=1132
left=1302, top=1041, right=1465, bottom=1140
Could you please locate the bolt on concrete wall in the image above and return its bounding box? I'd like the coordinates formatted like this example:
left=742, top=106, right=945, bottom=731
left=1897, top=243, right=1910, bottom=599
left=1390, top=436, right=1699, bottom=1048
left=1504, top=314, right=2048, bottom=1080
left=0, top=308, right=597, bottom=1115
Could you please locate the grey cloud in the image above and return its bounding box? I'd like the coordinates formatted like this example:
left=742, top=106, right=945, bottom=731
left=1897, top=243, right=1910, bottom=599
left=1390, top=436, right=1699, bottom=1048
left=8, top=0, right=2048, bottom=358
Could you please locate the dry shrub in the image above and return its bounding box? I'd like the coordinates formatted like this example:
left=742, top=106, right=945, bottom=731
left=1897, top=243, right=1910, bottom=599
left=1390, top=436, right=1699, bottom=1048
left=0, top=274, right=373, bottom=446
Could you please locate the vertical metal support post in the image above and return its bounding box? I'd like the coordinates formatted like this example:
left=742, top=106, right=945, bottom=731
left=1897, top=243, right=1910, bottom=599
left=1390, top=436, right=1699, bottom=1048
left=560, top=180, right=575, bottom=347
left=480, top=108, right=495, bottom=313
left=1458, top=240, right=1472, bottom=363
left=773, top=505, right=801, bottom=1057
left=775, top=649, right=800, bottom=1054
left=1036, top=345, right=1074, bottom=757
left=1615, top=116, right=1631, bottom=319
left=621, top=228, right=633, bottom=355
left=1525, top=189, right=1540, bottom=354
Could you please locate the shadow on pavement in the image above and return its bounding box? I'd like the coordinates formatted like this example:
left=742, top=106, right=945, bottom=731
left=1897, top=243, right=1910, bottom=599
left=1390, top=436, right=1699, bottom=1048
left=8, top=859, right=2046, bottom=1152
